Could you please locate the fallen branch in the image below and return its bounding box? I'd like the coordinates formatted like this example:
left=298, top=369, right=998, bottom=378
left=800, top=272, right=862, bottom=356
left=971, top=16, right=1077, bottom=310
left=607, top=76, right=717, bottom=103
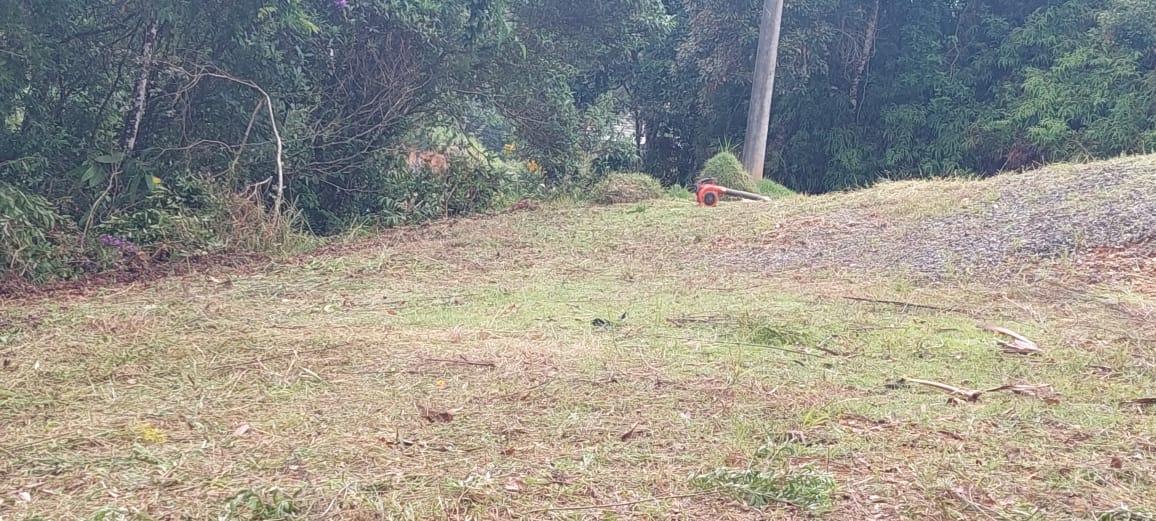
left=1124, top=398, right=1156, bottom=406
left=520, top=491, right=719, bottom=515
left=665, top=314, right=735, bottom=327
left=902, top=378, right=1061, bottom=403
left=982, top=384, right=1060, bottom=403
left=901, top=378, right=982, bottom=402
left=981, top=324, right=1042, bottom=355
left=422, top=356, right=495, bottom=369
left=620, top=422, right=644, bottom=441
left=842, top=296, right=956, bottom=313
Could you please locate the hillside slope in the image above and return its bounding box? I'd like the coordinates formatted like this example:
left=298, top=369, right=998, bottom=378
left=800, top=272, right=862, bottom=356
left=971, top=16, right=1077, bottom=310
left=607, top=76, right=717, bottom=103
left=701, top=155, right=1156, bottom=281
left=1, top=157, right=1154, bottom=520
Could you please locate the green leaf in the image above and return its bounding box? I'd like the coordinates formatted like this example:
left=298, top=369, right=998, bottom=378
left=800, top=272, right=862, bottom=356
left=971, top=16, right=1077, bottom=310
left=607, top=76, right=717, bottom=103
left=80, top=165, right=106, bottom=188
left=93, top=153, right=125, bottom=165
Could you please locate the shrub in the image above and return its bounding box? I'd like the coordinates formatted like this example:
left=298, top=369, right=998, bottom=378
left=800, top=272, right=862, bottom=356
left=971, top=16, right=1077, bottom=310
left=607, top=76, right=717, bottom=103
left=590, top=172, right=665, bottom=205
left=699, top=152, right=756, bottom=192
left=0, top=182, right=80, bottom=282
left=209, top=190, right=313, bottom=255
left=591, top=139, right=642, bottom=177
left=665, top=184, right=694, bottom=201
left=97, top=181, right=220, bottom=258
left=366, top=149, right=511, bottom=227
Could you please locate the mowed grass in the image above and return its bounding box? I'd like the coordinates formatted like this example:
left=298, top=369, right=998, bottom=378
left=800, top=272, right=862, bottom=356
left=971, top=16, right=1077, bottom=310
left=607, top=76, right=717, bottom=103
left=1, top=197, right=1155, bottom=520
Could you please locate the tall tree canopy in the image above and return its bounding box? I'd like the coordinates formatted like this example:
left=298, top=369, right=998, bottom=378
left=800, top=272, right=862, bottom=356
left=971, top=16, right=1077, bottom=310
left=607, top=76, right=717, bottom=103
left=631, top=0, right=1156, bottom=191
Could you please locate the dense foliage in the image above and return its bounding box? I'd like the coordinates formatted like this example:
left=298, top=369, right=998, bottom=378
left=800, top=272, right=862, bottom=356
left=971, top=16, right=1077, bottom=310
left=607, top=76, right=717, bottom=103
left=631, top=0, right=1156, bottom=191
left=2, top=0, right=1154, bottom=282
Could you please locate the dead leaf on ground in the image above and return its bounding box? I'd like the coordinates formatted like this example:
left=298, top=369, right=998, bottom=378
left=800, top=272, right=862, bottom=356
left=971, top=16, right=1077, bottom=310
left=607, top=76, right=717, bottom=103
left=1111, top=457, right=1124, bottom=469
left=503, top=477, right=524, bottom=492
left=549, top=470, right=574, bottom=485
left=233, top=423, right=251, bottom=437
left=938, top=430, right=965, bottom=441
left=981, top=324, right=1043, bottom=354
left=418, top=404, right=455, bottom=423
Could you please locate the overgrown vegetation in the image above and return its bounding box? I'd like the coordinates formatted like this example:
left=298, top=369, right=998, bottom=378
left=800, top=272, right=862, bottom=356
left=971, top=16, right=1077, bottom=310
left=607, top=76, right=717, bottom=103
left=633, top=0, right=1156, bottom=191
left=0, top=182, right=77, bottom=283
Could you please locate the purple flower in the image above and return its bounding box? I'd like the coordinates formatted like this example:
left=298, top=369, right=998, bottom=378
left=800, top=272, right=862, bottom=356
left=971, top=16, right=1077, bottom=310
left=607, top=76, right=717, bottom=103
left=99, top=235, right=140, bottom=255
left=334, top=0, right=349, bottom=8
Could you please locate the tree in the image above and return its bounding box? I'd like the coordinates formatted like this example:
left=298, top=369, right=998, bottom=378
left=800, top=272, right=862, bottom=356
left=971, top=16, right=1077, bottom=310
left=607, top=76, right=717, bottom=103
left=741, top=0, right=785, bottom=181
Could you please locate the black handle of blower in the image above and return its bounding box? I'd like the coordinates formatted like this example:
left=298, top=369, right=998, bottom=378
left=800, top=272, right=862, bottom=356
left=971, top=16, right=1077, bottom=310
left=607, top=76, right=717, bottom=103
left=722, top=188, right=772, bottom=202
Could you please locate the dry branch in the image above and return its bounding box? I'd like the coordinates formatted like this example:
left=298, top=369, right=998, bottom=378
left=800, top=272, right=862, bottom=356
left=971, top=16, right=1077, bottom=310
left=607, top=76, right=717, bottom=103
left=902, top=378, right=982, bottom=401
left=167, top=63, right=286, bottom=220
left=902, top=378, right=1060, bottom=403
left=422, top=356, right=496, bottom=369
left=842, top=296, right=957, bottom=313
left=981, top=324, right=1042, bottom=355
left=982, top=384, right=1060, bottom=403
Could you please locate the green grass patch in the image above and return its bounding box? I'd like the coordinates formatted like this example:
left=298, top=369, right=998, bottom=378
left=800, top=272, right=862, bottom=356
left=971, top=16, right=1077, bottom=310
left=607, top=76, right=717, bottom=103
left=693, top=465, right=837, bottom=513
left=758, top=178, right=796, bottom=198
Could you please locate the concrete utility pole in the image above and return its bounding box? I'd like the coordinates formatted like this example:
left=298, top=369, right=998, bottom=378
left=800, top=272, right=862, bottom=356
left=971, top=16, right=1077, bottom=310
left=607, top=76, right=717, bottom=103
left=741, top=0, right=785, bottom=181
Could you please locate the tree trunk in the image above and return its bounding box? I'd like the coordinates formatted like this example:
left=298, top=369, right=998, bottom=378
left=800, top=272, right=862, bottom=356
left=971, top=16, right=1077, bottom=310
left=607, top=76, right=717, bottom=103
left=121, top=19, right=159, bottom=156
left=741, top=0, right=785, bottom=181
left=849, top=0, right=881, bottom=110
left=633, top=109, right=644, bottom=158
left=84, top=19, right=159, bottom=238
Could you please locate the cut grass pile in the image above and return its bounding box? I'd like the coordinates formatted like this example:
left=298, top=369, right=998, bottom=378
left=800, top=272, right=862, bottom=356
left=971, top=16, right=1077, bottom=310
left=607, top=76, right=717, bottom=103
left=590, top=172, right=666, bottom=205
left=1, top=156, right=1155, bottom=520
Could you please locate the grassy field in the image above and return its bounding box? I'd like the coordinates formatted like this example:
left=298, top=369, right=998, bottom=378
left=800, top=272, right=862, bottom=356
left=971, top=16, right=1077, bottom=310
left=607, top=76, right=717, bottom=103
left=2, top=158, right=1155, bottom=520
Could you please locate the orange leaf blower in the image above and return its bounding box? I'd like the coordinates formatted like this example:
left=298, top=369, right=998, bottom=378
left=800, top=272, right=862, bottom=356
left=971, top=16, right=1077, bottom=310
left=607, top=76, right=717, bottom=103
left=692, top=178, right=772, bottom=207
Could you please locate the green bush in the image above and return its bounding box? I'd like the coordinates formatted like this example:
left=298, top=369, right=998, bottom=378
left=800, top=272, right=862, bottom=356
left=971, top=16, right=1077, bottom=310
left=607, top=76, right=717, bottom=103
left=591, top=139, right=642, bottom=177
left=757, top=178, right=796, bottom=199
left=590, top=172, right=665, bottom=205
left=366, top=150, right=511, bottom=228
left=0, top=182, right=80, bottom=282
left=700, top=152, right=756, bottom=192
left=97, top=179, right=220, bottom=257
